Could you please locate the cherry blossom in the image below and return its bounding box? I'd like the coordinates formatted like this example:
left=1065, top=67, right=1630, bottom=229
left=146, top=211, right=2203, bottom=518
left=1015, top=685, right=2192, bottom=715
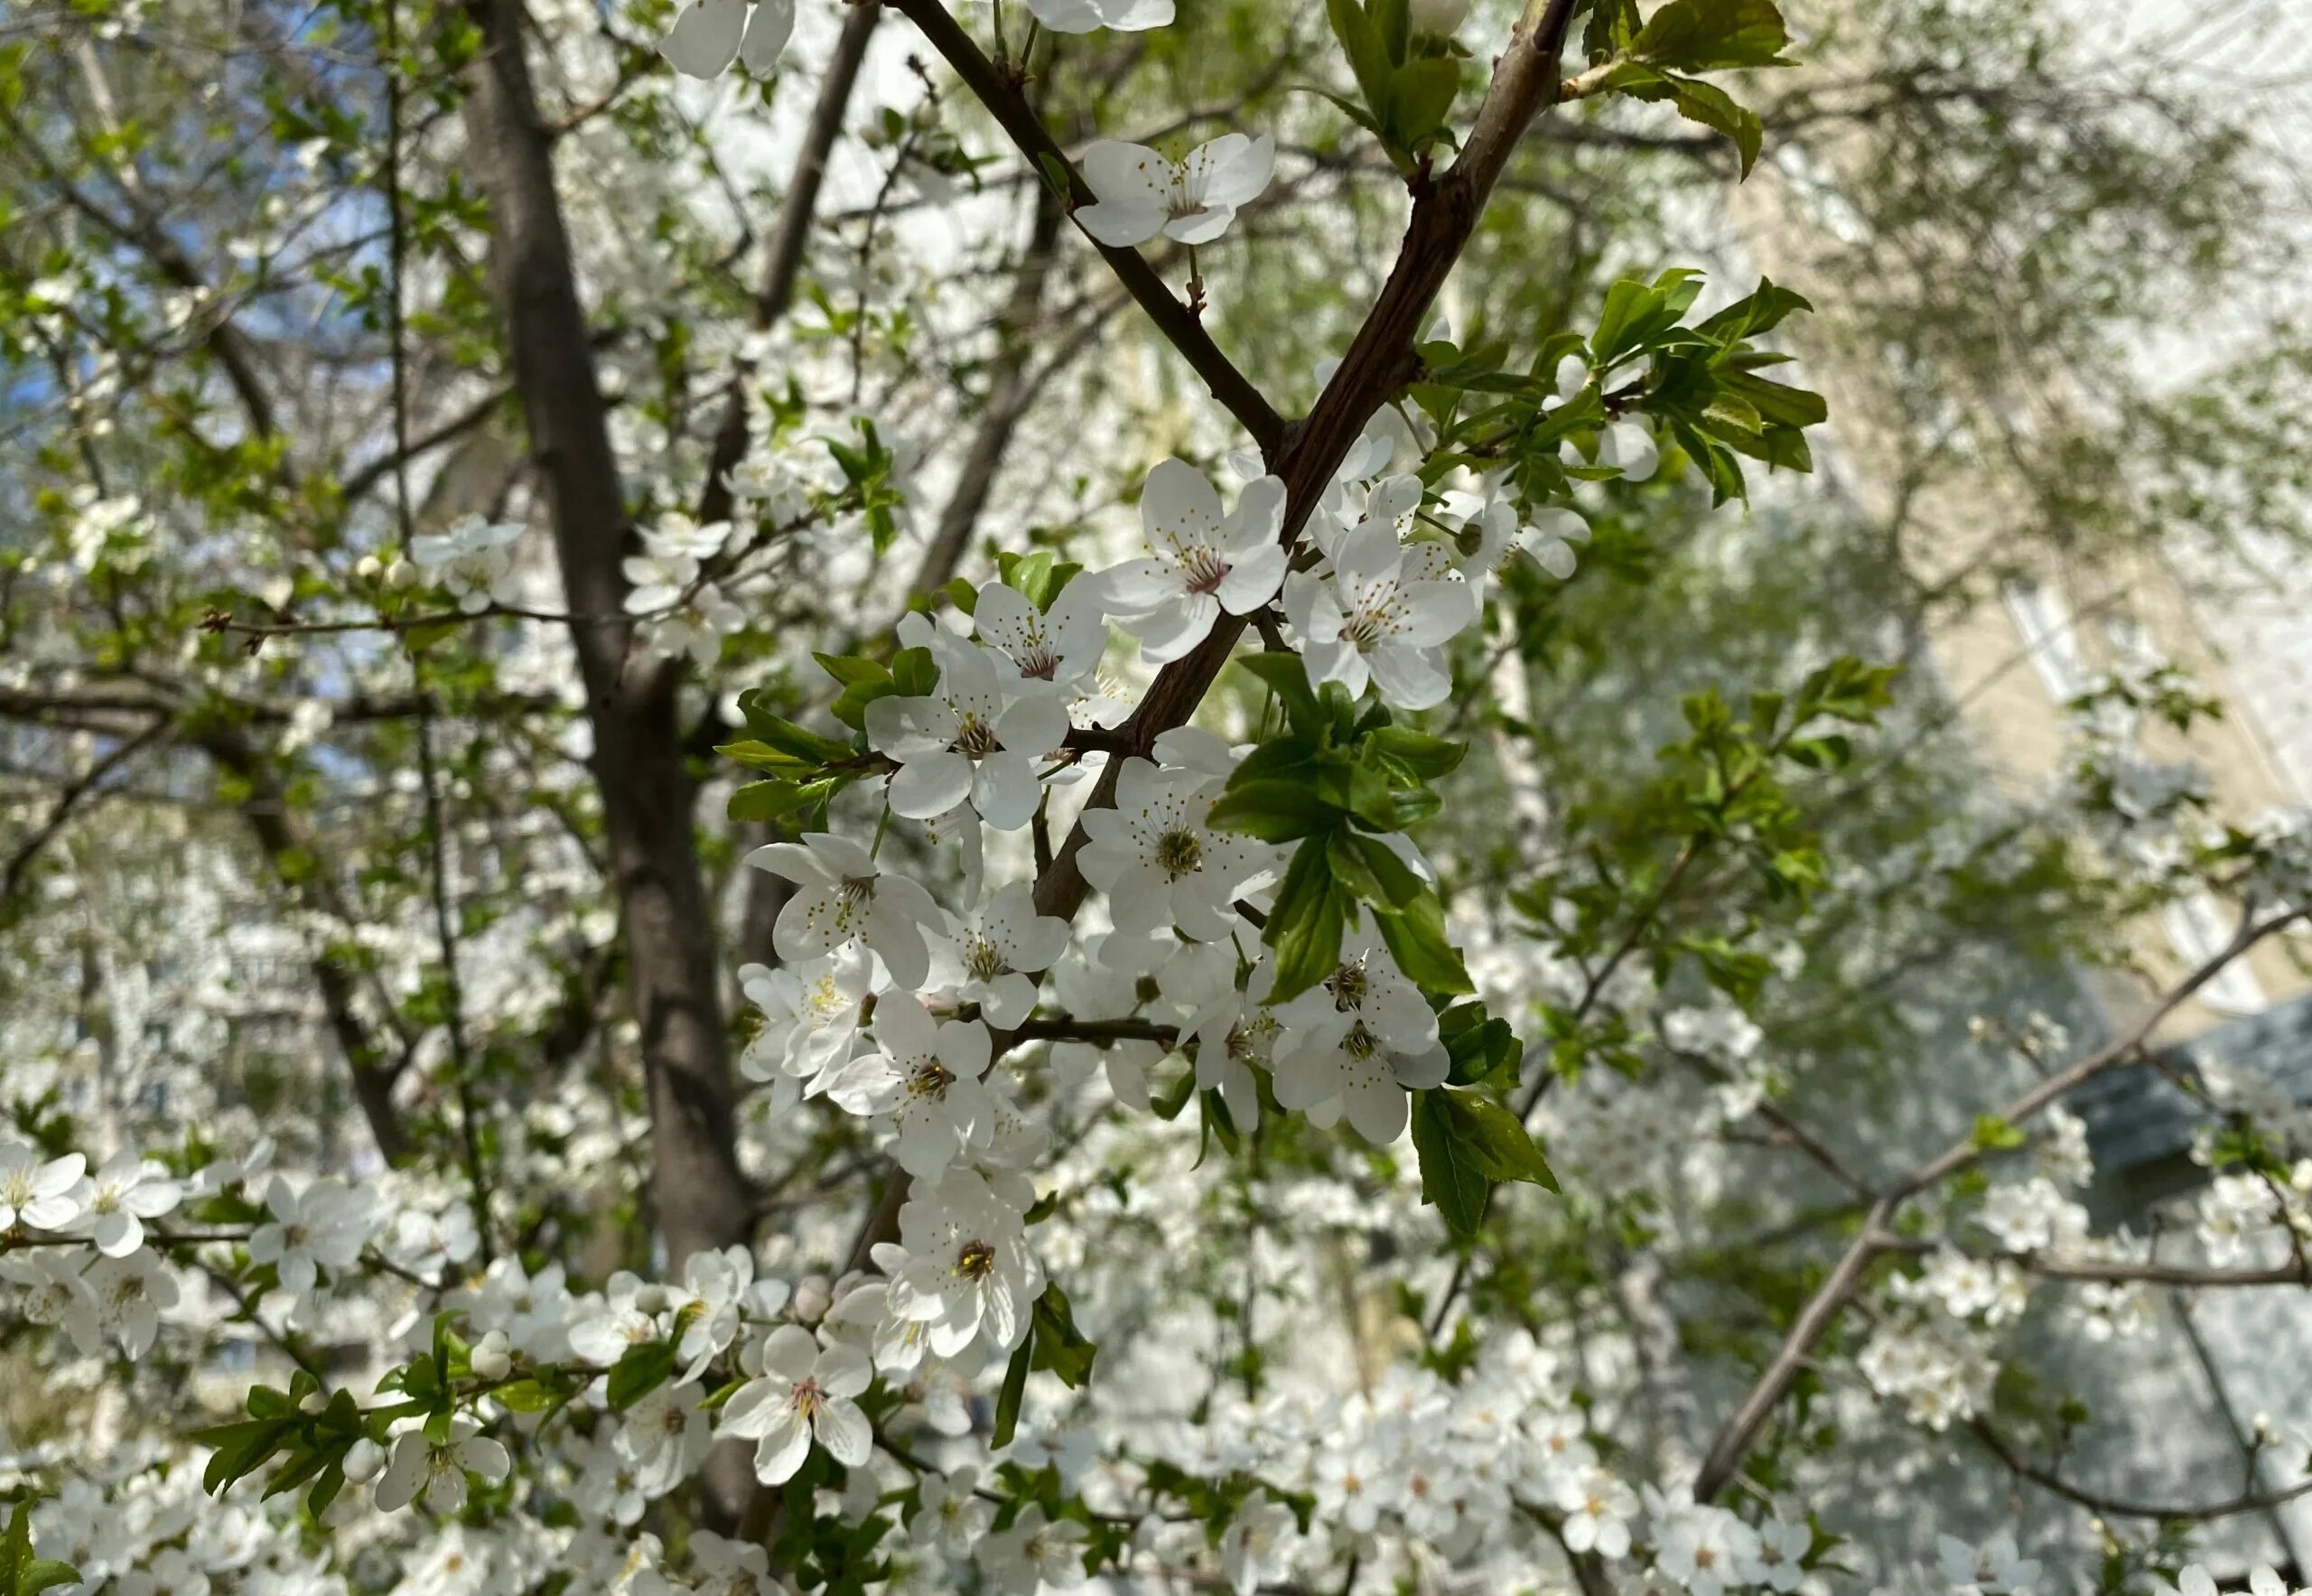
left=1076, top=135, right=1277, bottom=248
left=821, top=991, right=995, bottom=1179
left=659, top=0, right=792, bottom=79
left=867, top=642, right=1071, bottom=828
left=717, top=1325, right=872, bottom=1484
left=374, top=1423, right=513, bottom=1515
left=0, top=1144, right=87, bottom=1232
left=876, top=1166, right=1042, bottom=1355
left=750, top=832, right=946, bottom=990
left=69, top=1154, right=181, bottom=1256
left=1077, top=758, right=1271, bottom=941
left=1282, top=517, right=1479, bottom=710
left=941, top=882, right=1070, bottom=1029
left=1101, top=459, right=1288, bottom=662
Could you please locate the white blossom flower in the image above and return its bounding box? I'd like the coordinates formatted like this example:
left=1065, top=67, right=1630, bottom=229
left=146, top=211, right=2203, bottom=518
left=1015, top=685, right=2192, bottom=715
left=750, top=832, right=946, bottom=990
left=409, top=517, right=523, bottom=612
left=1283, top=518, right=1478, bottom=709
left=660, top=0, right=792, bottom=78
left=1599, top=418, right=1659, bottom=481
left=944, top=882, right=1070, bottom=1028
left=913, top=1464, right=995, bottom=1560
left=1753, top=1517, right=1813, bottom=1592
left=71, top=1153, right=181, bottom=1256
left=976, top=1504, right=1088, bottom=1591
left=972, top=575, right=1108, bottom=697
left=1076, top=135, right=1277, bottom=248
left=1, top=1247, right=102, bottom=1353
left=247, top=1176, right=371, bottom=1298
left=690, top=1531, right=778, bottom=1596
left=877, top=1166, right=1041, bottom=1355
left=1524, top=506, right=1593, bottom=580
left=1655, top=1503, right=1761, bottom=1596
left=822, top=992, right=995, bottom=1180
left=1220, top=1491, right=1298, bottom=1595
left=1409, top=0, right=1470, bottom=33
left=617, top=1380, right=713, bottom=1497
left=676, top=1246, right=785, bottom=1382
left=1556, top=1465, right=1636, bottom=1559
left=1078, top=758, right=1269, bottom=941
left=87, top=1247, right=177, bottom=1358
left=374, top=1422, right=512, bottom=1515
left=867, top=643, right=1070, bottom=829
left=1271, top=941, right=1448, bottom=1142
left=1936, top=1529, right=2040, bottom=1594
left=738, top=947, right=874, bottom=1090
left=718, top=1325, right=872, bottom=1485
left=0, top=1144, right=87, bottom=1232
left=1012, top=0, right=1173, bottom=32
left=1101, top=460, right=1287, bottom=662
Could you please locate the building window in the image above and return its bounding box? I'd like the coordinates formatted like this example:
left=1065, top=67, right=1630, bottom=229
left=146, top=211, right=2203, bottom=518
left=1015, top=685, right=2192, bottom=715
left=2002, top=578, right=2092, bottom=703
left=2163, top=891, right=2267, bottom=1016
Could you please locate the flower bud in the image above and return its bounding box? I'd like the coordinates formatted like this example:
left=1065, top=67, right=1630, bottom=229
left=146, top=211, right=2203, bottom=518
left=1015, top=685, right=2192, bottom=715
left=343, top=1437, right=385, bottom=1483
left=791, top=1273, right=832, bottom=1325
left=1410, top=0, right=1469, bottom=34
left=385, top=556, right=419, bottom=590
left=471, top=1330, right=514, bottom=1381
left=354, top=554, right=383, bottom=582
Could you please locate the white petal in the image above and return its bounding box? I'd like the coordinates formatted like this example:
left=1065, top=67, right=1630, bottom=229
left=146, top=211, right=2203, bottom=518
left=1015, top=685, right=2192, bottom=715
left=658, top=0, right=746, bottom=78
left=737, top=0, right=795, bottom=72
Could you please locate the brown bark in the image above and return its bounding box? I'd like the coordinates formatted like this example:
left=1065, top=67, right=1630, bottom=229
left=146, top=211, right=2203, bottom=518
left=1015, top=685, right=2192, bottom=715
left=456, top=0, right=749, bottom=1279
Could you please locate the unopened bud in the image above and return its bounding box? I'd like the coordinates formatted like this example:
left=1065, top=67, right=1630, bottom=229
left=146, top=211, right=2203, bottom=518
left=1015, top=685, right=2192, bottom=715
left=385, top=556, right=419, bottom=590
left=471, top=1330, right=514, bottom=1381
left=791, top=1274, right=832, bottom=1325
left=1410, top=0, right=1469, bottom=34
left=343, top=1437, right=385, bottom=1483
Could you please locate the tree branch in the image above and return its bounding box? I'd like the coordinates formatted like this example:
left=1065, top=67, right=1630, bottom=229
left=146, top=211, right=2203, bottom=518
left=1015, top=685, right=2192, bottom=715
left=885, top=0, right=1288, bottom=455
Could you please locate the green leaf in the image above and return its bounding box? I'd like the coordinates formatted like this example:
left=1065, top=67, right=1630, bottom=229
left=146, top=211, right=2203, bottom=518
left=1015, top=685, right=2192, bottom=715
left=815, top=651, right=889, bottom=688
left=729, top=776, right=841, bottom=826
left=492, top=1378, right=566, bottom=1413
left=1326, top=0, right=1396, bottom=119
left=1028, top=1283, right=1098, bottom=1389
left=723, top=715, right=852, bottom=767
left=1370, top=0, right=1410, bottom=61
left=606, top=1340, right=676, bottom=1412
left=1410, top=1089, right=1493, bottom=1237
left=1208, top=778, right=1341, bottom=843
left=1662, top=74, right=1763, bottom=177
left=1236, top=652, right=1323, bottom=734
left=1265, top=837, right=1350, bottom=1003
left=1366, top=726, right=1466, bottom=781
left=1389, top=56, right=1461, bottom=147
left=1439, top=1091, right=1559, bottom=1190
left=890, top=645, right=939, bottom=698
left=1972, top=1114, right=2028, bottom=1152
left=1375, top=889, right=1474, bottom=995
left=1632, top=0, right=1795, bottom=71
left=993, top=1333, right=1034, bottom=1449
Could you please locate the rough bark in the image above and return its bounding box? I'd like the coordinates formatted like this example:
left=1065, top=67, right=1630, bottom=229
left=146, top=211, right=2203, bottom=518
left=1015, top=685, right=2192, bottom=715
left=457, top=0, right=749, bottom=1277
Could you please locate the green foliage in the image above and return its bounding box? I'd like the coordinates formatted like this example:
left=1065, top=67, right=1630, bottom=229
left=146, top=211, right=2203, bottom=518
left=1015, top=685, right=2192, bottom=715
left=1319, top=0, right=1469, bottom=173
left=191, top=1367, right=371, bottom=1518
left=1576, top=0, right=1795, bottom=176
left=993, top=1283, right=1102, bottom=1447
left=0, top=1501, right=78, bottom=1596
left=1410, top=1085, right=1557, bottom=1237
left=1414, top=271, right=1823, bottom=509
left=1208, top=654, right=1471, bottom=1002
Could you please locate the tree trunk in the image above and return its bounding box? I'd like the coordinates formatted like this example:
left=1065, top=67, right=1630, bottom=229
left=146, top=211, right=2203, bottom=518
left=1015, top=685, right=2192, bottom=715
left=457, top=0, right=749, bottom=1274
